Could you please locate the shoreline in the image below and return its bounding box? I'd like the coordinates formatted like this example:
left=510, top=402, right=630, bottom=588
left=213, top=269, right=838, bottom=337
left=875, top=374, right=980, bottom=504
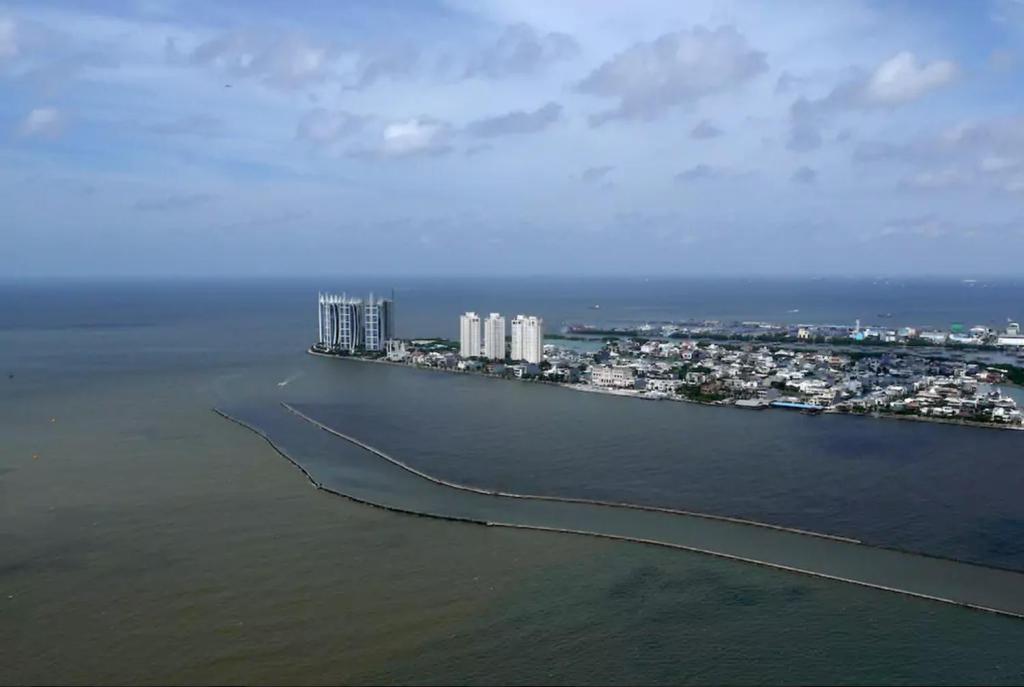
left=307, top=349, right=1024, bottom=432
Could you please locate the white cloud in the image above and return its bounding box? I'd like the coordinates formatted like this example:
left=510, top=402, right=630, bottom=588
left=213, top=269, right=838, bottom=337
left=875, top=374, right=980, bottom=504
left=578, top=26, right=767, bottom=125
left=19, top=107, right=64, bottom=138
left=150, top=115, right=225, bottom=138
left=5, top=2, right=1024, bottom=275
left=380, top=118, right=452, bottom=157
left=856, top=116, right=1024, bottom=171
left=792, top=166, right=817, bottom=184
left=856, top=115, right=1024, bottom=200
left=464, top=23, right=579, bottom=79
left=1005, top=176, right=1024, bottom=194
left=0, top=18, right=17, bottom=60
left=581, top=165, right=613, bottom=184
left=901, top=168, right=969, bottom=189
left=675, top=163, right=749, bottom=182
left=863, top=51, right=958, bottom=106
left=187, top=31, right=336, bottom=89
left=879, top=215, right=952, bottom=239
left=868, top=213, right=1020, bottom=243
left=465, top=102, right=561, bottom=137
left=134, top=193, right=216, bottom=212
left=788, top=51, right=959, bottom=151
left=347, top=43, right=419, bottom=90
left=690, top=119, right=723, bottom=139
left=979, top=156, right=1020, bottom=173
left=297, top=109, right=368, bottom=144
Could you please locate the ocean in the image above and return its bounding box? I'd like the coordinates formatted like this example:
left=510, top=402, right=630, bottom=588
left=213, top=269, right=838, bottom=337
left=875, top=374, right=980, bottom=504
left=3, top=276, right=1024, bottom=684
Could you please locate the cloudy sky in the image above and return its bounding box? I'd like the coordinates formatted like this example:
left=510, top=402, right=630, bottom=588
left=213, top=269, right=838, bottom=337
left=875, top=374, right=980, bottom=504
left=3, top=0, right=1024, bottom=277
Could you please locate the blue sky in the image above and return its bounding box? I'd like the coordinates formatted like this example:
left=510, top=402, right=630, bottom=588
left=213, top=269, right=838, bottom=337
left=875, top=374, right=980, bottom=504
left=2, top=0, right=1024, bottom=277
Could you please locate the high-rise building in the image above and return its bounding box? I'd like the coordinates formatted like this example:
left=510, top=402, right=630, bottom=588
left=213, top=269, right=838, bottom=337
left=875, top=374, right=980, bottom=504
left=318, top=293, right=363, bottom=353
left=460, top=312, right=482, bottom=358
left=317, top=292, right=392, bottom=352
left=483, top=313, right=506, bottom=360
left=318, top=292, right=330, bottom=346
left=363, top=293, right=394, bottom=352
left=510, top=315, right=523, bottom=361
left=511, top=315, right=544, bottom=363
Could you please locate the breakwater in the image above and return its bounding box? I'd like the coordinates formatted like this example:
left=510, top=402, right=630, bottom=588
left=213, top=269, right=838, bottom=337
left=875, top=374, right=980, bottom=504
left=280, top=402, right=859, bottom=543
left=216, top=401, right=1024, bottom=620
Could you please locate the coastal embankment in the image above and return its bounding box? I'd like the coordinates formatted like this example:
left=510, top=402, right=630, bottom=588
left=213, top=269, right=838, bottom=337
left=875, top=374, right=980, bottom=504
left=216, top=401, right=1024, bottom=620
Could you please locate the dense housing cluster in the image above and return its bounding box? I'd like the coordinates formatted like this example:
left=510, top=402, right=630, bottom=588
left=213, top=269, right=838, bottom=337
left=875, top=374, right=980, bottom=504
left=572, top=338, right=1022, bottom=425
left=310, top=294, right=1022, bottom=429
left=569, top=319, right=1024, bottom=349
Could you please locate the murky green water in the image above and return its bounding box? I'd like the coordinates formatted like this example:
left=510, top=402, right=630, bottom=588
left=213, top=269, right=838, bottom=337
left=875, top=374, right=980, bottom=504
left=4, top=279, right=1024, bottom=684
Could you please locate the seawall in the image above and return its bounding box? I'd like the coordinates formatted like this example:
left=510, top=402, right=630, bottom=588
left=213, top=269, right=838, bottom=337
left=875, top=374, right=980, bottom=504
left=215, top=403, right=1024, bottom=621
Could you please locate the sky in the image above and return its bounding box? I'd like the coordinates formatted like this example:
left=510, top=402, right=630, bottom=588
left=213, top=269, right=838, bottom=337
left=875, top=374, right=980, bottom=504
left=2, top=0, right=1024, bottom=277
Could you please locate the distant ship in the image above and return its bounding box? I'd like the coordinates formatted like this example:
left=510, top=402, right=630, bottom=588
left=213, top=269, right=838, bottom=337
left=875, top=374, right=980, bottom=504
left=589, top=304, right=601, bottom=310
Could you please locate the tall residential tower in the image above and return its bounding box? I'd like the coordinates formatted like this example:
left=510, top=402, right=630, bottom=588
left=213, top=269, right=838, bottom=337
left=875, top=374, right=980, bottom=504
left=317, top=292, right=393, bottom=353
left=459, top=312, right=482, bottom=358
left=511, top=315, right=544, bottom=364
left=363, top=293, right=394, bottom=352
left=318, top=293, right=363, bottom=353
left=483, top=313, right=506, bottom=360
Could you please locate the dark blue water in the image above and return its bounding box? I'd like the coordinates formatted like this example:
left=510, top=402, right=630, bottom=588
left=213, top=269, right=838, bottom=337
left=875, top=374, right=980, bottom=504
left=3, top=275, right=1022, bottom=340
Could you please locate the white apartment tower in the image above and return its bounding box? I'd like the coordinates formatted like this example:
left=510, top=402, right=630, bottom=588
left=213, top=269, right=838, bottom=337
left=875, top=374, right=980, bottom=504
left=510, top=315, right=544, bottom=364
left=459, top=312, right=482, bottom=358
left=483, top=313, right=506, bottom=360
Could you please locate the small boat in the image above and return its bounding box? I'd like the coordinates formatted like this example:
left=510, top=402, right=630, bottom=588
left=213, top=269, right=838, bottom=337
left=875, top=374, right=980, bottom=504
left=589, top=304, right=601, bottom=310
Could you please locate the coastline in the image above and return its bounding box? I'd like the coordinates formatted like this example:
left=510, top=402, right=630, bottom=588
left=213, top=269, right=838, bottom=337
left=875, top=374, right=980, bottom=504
left=307, top=348, right=1024, bottom=432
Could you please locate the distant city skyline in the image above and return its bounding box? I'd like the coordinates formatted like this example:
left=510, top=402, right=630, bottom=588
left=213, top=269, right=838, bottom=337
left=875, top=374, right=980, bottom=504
left=4, top=1, right=1024, bottom=276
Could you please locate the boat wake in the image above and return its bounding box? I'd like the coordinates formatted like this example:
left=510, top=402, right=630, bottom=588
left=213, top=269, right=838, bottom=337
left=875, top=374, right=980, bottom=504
left=277, top=372, right=304, bottom=387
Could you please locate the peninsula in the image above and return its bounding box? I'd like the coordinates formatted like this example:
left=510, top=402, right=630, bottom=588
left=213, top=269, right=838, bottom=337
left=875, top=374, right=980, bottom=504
left=312, top=293, right=1024, bottom=429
